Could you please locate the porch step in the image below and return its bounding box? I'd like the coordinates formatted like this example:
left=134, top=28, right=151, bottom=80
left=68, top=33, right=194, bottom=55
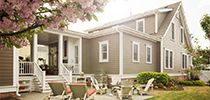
left=43, top=75, right=66, bottom=93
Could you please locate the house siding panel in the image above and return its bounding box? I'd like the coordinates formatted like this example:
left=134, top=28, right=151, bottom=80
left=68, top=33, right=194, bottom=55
left=0, top=48, right=13, bottom=86
left=82, top=38, right=91, bottom=73
left=162, top=10, right=189, bottom=74
left=82, top=33, right=119, bottom=74
left=123, top=34, right=160, bottom=74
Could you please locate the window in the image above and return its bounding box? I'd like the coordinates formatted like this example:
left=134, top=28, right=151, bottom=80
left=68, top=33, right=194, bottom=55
left=146, top=45, right=152, bottom=64
left=165, top=49, right=174, bottom=69
left=75, top=46, right=78, bottom=64
left=172, top=23, right=175, bottom=40
left=136, top=19, right=145, bottom=32
left=99, top=40, right=109, bottom=62
left=132, top=41, right=140, bottom=62
left=180, top=27, right=184, bottom=43
left=182, top=54, right=188, bottom=69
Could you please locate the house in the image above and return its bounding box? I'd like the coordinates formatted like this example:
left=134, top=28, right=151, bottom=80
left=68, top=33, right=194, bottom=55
left=0, top=1, right=193, bottom=94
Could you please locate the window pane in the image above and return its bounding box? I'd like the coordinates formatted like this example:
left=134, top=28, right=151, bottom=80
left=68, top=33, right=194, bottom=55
left=103, top=53, right=107, bottom=59
left=75, top=46, right=78, bottom=64
left=138, top=21, right=144, bottom=32
left=172, top=23, right=175, bottom=39
left=182, top=55, right=185, bottom=69
left=181, top=28, right=183, bottom=43
left=185, top=55, right=187, bottom=68
left=102, top=44, right=107, bottom=52
left=147, top=47, right=151, bottom=62
left=134, top=44, right=138, bottom=61
left=170, top=51, right=173, bottom=68
left=166, top=50, right=169, bottom=68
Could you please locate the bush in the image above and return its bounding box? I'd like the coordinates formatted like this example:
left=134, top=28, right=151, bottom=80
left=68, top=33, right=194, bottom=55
left=208, top=80, right=210, bottom=85
left=177, top=80, right=205, bottom=86
left=137, top=72, right=170, bottom=86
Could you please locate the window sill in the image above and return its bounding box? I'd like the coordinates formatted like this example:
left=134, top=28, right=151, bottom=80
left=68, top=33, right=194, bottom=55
left=146, top=62, right=152, bottom=64
left=170, top=39, right=175, bottom=42
left=164, top=68, right=174, bottom=70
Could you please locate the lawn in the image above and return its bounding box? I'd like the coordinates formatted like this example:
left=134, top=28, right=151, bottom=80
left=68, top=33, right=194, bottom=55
left=147, top=86, right=210, bottom=100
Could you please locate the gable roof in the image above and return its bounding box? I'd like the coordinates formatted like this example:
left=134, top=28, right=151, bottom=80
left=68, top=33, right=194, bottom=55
left=86, top=2, right=181, bottom=33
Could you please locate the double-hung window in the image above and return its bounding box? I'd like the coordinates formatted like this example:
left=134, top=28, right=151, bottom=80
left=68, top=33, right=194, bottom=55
left=165, top=49, right=174, bottom=69
left=75, top=46, right=79, bottom=64
left=146, top=45, right=152, bottom=64
left=172, top=23, right=175, bottom=40
left=136, top=19, right=145, bottom=32
left=99, top=40, right=109, bottom=62
left=182, top=54, right=188, bottom=69
left=180, top=26, right=184, bottom=44
left=132, top=41, right=140, bottom=62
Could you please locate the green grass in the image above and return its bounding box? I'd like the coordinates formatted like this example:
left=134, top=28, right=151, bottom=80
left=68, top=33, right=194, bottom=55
left=147, top=86, right=210, bottom=100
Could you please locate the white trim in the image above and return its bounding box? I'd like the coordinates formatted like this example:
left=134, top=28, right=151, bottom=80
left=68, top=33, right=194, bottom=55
left=79, top=37, right=82, bottom=73
left=99, top=40, right=109, bottom=63
left=58, top=34, right=63, bottom=75
left=171, top=22, right=175, bottom=40
left=118, top=31, right=124, bottom=76
left=158, top=8, right=173, bottom=12
left=155, top=13, right=158, bottom=33
left=33, top=34, right=38, bottom=63
left=136, top=18, right=145, bottom=33
left=168, top=73, right=187, bottom=77
left=0, top=86, right=17, bottom=93
left=164, top=48, right=174, bottom=69
left=132, top=41, right=140, bottom=63
left=146, top=45, right=152, bottom=64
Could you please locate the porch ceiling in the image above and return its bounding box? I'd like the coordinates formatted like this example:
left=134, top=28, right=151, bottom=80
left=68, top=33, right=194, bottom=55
left=38, top=32, right=58, bottom=45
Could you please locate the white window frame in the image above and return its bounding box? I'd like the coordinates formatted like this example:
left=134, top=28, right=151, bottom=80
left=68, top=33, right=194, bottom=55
left=180, top=26, right=184, bottom=44
left=171, top=23, right=175, bottom=40
left=132, top=41, right=140, bottom=63
left=136, top=19, right=145, bottom=33
left=164, top=49, right=174, bottom=69
left=99, top=40, right=109, bottom=63
left=146, top=45, right=152, bottom=64
left=182, top=53, right=188, bottom=69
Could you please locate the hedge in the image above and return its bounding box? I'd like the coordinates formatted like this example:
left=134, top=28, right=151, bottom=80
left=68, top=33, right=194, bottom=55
left=137, top=72, right=170, bottom=86
left=177, top=80, right=205, bottom=86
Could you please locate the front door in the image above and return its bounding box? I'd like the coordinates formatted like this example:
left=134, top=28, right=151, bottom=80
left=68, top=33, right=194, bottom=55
left=48, top=44, right=58, bottom=75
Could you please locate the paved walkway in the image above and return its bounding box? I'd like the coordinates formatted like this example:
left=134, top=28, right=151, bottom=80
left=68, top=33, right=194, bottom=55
left=17, top=92, right=153, bottom=100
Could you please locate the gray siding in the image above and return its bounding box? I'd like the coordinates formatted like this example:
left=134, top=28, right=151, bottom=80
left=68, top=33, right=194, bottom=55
left=82, top=33, right=119, bottom=74
left=162, top=10, right=189, bottom=73
left=123, top=34, right=160, bottom=74
left=0, top=48, right=13, bottom=86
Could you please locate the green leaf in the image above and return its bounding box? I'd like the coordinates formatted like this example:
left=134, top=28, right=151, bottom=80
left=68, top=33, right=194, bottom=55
left=92, top=14, right=98, bottom=21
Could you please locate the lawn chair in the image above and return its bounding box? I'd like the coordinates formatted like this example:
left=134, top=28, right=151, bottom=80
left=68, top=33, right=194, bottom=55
left=117, top=79, right=133, bottom=100
left=138, top=78, right=155, bottom=95
left=48, top=82, right=72, bottom=100
left=70, top=82, right=96, bottom=100
left=90, top=77, right=107, bottom=95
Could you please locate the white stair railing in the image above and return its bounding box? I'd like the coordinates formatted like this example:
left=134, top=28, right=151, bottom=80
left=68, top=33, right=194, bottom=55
left=61, top=64, right=72, bottom=83
left=19, top=62, right=34, bottom=75
left=63, top=63, right=80, bottom=74
left=34, top=63, right=46, bottom=90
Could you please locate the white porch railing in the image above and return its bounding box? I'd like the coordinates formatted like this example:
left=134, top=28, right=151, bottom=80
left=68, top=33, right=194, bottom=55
left=19, top=62, right=34, bottom=75
left=61, top=64, right=72, bottom=83
left=19, top=62, right=45, bottom=91
left=63, top=63, right=80, bottom=74
left=34, top=63, right=46, bottom=90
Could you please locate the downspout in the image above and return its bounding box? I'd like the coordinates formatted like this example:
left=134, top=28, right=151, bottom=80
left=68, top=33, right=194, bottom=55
left=115, top=26, right=123, bottom=76
left=160, top=38, right=163, bottom=73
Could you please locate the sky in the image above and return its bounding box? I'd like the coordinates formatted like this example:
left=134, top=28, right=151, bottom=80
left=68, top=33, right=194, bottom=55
left=71, top=0, right=210, bottom=48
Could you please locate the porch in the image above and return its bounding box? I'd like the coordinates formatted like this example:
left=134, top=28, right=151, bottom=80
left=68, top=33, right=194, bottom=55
left=18, top=30, right=83, bottom=92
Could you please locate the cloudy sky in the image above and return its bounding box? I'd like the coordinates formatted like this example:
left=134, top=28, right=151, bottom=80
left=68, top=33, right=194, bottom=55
left=71, top=0, right=210, bottom=48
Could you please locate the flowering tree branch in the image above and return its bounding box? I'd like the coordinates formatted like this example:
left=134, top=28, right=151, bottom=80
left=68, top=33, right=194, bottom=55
left=0, top=24, right=42, bottom=36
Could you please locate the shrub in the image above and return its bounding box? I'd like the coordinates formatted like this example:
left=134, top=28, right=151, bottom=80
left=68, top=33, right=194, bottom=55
left=177, top=80, right=205, bottom=86
left=208, top=80, right=210, bottom=85
left=137, top=72, right=170, bottom=86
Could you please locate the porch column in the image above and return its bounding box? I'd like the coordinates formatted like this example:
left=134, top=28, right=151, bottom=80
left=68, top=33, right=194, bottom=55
left=67, top=38, right=71, bottom=65
left=58, top=34, right=63, bottom=75
left=33, top=34, right=38, bottom=63
left=79, top=37, right=82, bottom=73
